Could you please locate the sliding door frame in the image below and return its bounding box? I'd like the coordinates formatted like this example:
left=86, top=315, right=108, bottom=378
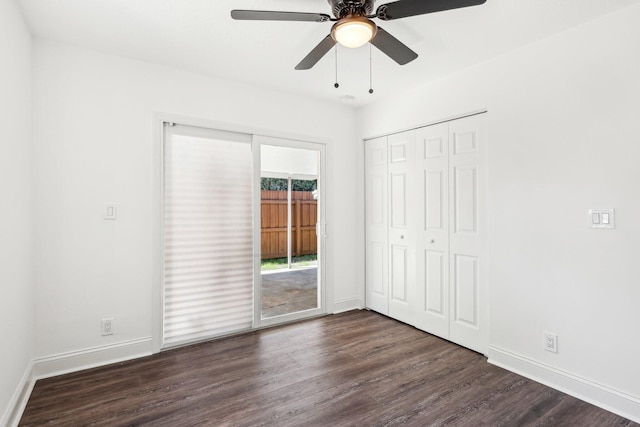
left=152, top=113, right=328, bottom=353
left=253, top=135, right=327, bottom=329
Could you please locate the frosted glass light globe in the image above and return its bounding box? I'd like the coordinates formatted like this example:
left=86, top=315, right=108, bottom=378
left=332, top=18, right=376, bottom=48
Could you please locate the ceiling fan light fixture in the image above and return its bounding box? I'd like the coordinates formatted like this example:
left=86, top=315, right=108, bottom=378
left=331, top=17, right=377, bottom=48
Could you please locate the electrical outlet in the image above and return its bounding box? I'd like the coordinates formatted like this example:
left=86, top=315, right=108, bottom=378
left=102, top=318, right=114, bottom=336
left=544, top=332, right=558, bottom=353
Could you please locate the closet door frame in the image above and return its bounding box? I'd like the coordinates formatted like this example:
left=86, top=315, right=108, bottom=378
left=363, top=111, right=488, bottom=355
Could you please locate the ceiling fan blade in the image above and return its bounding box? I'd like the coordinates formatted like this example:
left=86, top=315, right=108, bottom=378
left=370, top=27, right=418, bottom=65
left=295, top=35, right=337, bottom=70
left=376, top=0, right=486, bottom=21
left=231, top=10, right=331, bottom=22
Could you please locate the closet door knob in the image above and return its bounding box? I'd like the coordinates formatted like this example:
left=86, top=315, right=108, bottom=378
left=430, top=239, right=435, bottom=244
left=400, top=235, right=404, bottom=239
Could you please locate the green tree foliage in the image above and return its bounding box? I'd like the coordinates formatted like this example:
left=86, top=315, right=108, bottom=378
left=261, top=178, right=316, bottom=192
left=260, top=178, right=287, bottom=191
left=292, top=179, right=317, bottom=191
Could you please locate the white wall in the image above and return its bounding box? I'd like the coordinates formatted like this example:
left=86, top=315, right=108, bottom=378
left=358, top=4, right=640, bottom=421
left=0, top=0, right=34, bottom=424
left=32, top=40, right=361, bottom=372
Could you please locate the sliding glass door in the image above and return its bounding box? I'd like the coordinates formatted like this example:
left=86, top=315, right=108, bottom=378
left=255, top=138, right=325, bottom=327
left=161, top=125, right=326, bottom=347
left=162, top=124, right=254, bottom=348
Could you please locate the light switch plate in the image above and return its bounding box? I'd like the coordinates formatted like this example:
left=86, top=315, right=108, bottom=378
left=588, top=209, right=614, bottom=229
left=104, top=204, right=117, bottom=220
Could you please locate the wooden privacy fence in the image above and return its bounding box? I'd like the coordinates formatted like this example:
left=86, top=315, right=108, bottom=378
left=261, top=190, right=317, bottom=259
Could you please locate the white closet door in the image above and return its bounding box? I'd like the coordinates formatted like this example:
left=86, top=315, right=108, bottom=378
left=365, top=137, right=389, bottom=314
left=414, top=122, right=450, bottom=338
left=448, top=114, right=488, bottom=354
left=364, top=114, right=488, bottom=355
left=387, top=130, right=417, bottom=326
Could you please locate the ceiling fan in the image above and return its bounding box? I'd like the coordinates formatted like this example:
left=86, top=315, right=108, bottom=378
left=231, top=0, right=486, bottom=70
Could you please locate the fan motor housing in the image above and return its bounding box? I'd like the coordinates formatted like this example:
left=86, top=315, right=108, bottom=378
left=328, top=0, right=374, bottom=18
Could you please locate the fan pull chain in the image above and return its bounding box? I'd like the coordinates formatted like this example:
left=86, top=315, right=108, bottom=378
left=369, top=44, right=374, bottom=94
left=334, top=46, right=340, bottom=89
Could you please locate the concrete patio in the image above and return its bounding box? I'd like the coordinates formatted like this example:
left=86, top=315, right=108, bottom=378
left=261, top=267, right=318, bottom=318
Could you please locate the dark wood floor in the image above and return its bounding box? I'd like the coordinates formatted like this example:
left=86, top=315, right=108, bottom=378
left=20, top=310, right=637, bottom=426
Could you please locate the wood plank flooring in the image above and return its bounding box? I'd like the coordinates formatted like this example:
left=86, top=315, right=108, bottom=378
left=20, top=310, right=638, bottom=426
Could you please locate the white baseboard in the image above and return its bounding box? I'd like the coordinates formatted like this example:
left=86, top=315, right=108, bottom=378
left=488, top=345, right=640, bottom=424
left=1, top=361, right=35, bottom=427
left=32, top=337, right=153, bottom=380
left=331, top=297, right=364, bottom=314
left=3, top=338, right=153, bottom=426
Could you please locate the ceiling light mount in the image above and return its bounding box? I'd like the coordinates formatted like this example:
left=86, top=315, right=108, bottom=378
left=330, top=0, right=374, bottom=20
left=331, top=16, right=377, bottom=49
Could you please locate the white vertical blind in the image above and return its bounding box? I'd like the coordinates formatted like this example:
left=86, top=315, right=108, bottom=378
left=163, top=124, right=254, bottom=347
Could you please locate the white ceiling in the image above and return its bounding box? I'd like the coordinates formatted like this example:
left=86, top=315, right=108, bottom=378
left=261, top=144, right=318, bottom=178
left=18, top=0, right=640, bottom=107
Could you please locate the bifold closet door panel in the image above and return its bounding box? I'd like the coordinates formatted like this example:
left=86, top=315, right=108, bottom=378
left=414, top=122, right=450, bottom=338
left=448, top=114, right=488, bottom=354
left=387, top=130, right=418, bottom=326
left=365, top=136, right=389, bottom=315
left=364, top=113, right=488, bottom=355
